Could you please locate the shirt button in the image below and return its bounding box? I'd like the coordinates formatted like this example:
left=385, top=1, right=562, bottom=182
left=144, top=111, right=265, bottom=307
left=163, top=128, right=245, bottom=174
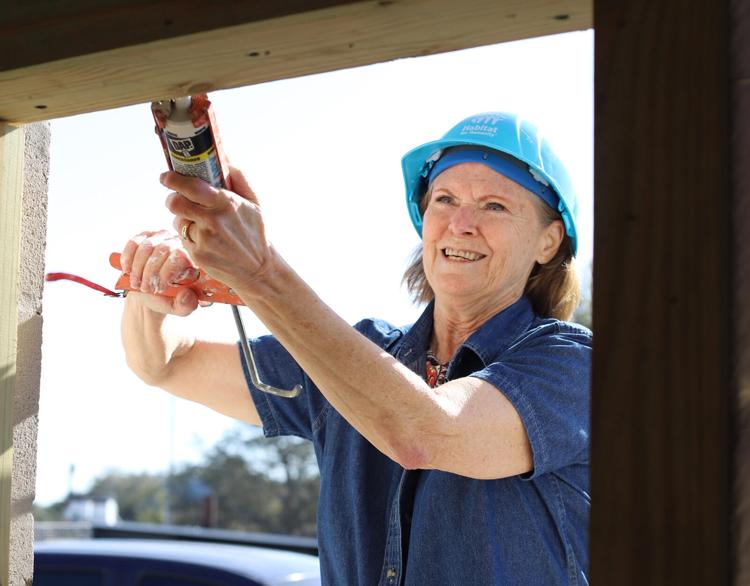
left=387, top=567, right=397, bottom=579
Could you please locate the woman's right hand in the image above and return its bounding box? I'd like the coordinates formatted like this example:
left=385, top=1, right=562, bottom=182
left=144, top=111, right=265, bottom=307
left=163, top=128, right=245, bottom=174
left=119, top=229, right=200, bottom=316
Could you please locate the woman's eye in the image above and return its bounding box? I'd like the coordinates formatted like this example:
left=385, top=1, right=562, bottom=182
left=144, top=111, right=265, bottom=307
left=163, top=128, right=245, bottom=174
left=434, top=195, right=453, bottom=205
left=486, top=201, right=506, bottom=212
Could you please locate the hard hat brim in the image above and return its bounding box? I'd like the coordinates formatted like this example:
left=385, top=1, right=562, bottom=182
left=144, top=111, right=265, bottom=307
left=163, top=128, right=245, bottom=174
left=401, top=137, right=579, bottom=256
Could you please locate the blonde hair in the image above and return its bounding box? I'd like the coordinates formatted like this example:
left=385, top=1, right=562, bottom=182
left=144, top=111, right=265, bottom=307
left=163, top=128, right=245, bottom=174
left=401, top=190, right=580, bottom=321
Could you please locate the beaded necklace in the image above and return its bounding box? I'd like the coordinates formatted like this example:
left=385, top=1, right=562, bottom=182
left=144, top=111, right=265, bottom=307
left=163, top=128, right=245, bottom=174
left=426, top=351, right=450, bottom=388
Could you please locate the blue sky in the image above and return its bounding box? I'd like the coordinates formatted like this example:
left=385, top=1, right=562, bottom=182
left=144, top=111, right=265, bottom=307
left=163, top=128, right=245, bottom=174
left=36, top=30, right=593, bottom=506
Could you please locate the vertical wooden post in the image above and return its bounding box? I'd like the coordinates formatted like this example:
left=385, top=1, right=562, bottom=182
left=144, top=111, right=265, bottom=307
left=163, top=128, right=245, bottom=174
left=591, top=1, right=731, bottom=584
left=732, top=0, right=750, bottom=582
left=0, top=124, right=25, bottom=586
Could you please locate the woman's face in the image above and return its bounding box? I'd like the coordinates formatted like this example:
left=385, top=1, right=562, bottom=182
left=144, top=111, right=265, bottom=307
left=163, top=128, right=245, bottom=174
left=421, top=162, right=563, bottom=311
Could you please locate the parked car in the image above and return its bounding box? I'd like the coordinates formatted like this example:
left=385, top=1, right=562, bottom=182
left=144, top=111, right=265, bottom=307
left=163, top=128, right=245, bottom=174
left=34, top=538, right=321, bottom=586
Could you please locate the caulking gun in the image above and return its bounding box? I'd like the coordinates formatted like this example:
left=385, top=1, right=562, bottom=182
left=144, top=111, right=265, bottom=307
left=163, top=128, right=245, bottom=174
left=115, top=94, right=301, bottom=399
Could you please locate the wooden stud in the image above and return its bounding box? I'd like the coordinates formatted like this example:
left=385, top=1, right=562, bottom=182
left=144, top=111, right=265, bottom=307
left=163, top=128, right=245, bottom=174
left=591, top=1, right=730, bottom=583
left=732, top=0, right=750, bottom=580
left=0, top=123, right=24, bottom=586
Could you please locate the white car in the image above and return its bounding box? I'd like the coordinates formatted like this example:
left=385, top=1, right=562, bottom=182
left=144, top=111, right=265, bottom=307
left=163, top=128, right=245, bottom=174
left=34, top=538, right=321, bottom=586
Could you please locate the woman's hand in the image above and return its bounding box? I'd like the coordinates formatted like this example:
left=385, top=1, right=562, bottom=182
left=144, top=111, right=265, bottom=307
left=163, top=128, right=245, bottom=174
left=162, top=166, right=275, bottom=298
left=119, top=229, right=200, bottom=316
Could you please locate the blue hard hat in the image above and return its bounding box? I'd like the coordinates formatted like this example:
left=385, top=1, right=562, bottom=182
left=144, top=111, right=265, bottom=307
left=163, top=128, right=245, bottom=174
left=401, top=112, right=579, bottom=255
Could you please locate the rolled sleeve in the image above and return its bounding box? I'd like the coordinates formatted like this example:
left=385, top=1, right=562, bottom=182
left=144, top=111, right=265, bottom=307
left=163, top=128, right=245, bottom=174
left=239, top=318, right=406, bottom=441
left=471, top=324, right=591, bottom=478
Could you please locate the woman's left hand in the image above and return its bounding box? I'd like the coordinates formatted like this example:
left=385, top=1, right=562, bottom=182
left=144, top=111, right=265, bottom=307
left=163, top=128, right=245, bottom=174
left=163, top=167, right=276, bottom=296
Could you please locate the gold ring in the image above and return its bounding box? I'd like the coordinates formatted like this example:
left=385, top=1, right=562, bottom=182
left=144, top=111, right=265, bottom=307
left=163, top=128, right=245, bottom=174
left=180, top=220, right=195, bottom=243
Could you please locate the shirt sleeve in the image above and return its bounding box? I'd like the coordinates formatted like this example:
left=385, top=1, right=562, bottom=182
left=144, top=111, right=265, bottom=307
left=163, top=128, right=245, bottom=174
left=469, top=323, right=591, bottom=478
left=240, top=335, right=325, bottom=441
left=240, top=318, right=405, bottom=441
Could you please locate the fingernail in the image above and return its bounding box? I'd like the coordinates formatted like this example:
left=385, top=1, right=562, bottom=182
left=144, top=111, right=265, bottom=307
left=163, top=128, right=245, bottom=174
left=150, top=276, right=161, bottom=293
left=130, top=275, right=141, bottom=289
left=173, top=267, right=200, bottom=284
left=159, top=172, right=168, bottom=185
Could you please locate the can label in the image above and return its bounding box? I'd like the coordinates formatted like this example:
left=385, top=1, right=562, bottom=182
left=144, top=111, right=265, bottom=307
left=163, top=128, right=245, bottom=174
left=152, top=94, right=230, bottom=190
left=164, top=125, right=223, bottom=187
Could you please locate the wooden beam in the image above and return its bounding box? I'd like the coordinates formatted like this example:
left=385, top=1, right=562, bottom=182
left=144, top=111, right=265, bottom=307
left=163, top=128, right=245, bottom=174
left=0, top=0, right=355, bottom=71
left=0, top=0, right=590, bottom=124
left=591, top=1, right=731, bottom=584
left=0, top=124, right=24, bottom=586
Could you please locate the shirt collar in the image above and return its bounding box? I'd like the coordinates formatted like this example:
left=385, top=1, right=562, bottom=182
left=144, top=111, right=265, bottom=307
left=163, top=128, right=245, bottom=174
left=460, top=295, right=535, bottom=366
left=395, top=295, right=536, bottom=368
left=393, top=301, right=435, bottom=366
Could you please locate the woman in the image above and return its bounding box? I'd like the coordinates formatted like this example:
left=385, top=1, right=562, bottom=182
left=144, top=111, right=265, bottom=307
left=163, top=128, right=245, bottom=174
left=121, top=112, right=591, bottom=585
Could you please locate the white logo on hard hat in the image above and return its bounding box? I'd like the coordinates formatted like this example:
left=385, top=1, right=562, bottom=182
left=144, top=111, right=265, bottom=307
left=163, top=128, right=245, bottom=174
left=460, top=124, right=497, bottom=137
left=470, top=115, right=503, bottom=125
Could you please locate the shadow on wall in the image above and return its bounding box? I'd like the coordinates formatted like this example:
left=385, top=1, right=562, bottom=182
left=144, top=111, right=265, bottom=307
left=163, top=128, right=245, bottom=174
left=6, top=314, right=45, bottom=522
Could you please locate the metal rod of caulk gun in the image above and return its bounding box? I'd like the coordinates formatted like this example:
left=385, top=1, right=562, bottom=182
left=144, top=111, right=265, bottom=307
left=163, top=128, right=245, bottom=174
left=154, top=94, right=301, bottom=398
left=231, top=304, right=302, bottom=398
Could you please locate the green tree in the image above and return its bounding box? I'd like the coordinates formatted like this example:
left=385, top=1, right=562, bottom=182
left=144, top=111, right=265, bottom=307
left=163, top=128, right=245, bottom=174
left=38, top=426, right=320, bottom=536
left=197, top=427, right=320, bottom=536
left=243, top=433, right=319, bottom=535
left=89, top=471, right=166, bottom=523
left=169, top=449, right=279, bottom=531
left=33, top=501, right=65, bottom=522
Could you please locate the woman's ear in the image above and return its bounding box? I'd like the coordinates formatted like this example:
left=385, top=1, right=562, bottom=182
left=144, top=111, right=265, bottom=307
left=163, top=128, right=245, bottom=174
left=536, top=219, right=565, bottom=265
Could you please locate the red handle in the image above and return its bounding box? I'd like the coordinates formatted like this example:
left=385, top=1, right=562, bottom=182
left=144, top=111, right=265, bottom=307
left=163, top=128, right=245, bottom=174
left=109, top=252, right=244, bottom=306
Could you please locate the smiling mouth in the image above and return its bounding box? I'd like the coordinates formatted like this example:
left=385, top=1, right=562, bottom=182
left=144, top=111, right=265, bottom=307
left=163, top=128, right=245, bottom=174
left=442, top=247, right=486, bottom=261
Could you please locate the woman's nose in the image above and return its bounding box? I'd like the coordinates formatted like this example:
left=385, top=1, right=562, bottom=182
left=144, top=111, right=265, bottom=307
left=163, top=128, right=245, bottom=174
left=449, top=204, right=478, bottom=235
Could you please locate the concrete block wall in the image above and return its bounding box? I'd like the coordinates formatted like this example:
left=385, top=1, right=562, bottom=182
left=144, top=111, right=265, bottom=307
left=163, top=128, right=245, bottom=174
left=9, top=123, right=49, bottom=586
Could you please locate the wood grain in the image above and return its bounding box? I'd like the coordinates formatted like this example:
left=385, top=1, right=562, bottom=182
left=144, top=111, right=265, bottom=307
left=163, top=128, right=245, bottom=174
left=733, top=0, right=750, bottom=582
left=0, top=0, right=590, bottom=124
left=0, top=0, right=355, bottom=71
left=0, top=123, right=25, bottom=586
left=591, top=1, right=731, bottom=584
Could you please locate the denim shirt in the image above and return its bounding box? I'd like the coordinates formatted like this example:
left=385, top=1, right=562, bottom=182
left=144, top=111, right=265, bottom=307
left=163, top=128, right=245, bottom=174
left=241, top=296, right=592, bottom=585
